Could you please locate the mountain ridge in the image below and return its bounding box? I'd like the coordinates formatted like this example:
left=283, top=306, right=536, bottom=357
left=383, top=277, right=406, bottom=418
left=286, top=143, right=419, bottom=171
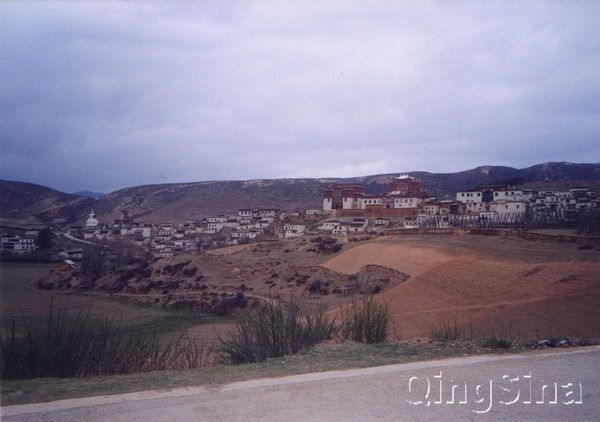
left=2, top=162, right=599, bottom=225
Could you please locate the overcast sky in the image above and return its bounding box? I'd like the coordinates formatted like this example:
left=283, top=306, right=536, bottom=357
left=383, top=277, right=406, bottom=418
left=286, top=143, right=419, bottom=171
left=1, top=1, right=599, bottom=193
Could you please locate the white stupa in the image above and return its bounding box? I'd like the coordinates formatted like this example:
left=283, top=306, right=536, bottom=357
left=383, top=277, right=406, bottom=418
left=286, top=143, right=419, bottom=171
left=85, top=210, right=99, bottom=228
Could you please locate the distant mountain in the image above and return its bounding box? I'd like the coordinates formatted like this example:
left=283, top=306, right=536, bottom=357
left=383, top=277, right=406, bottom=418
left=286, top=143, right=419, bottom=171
left=2, top=162, right=599, bottom=226
left=0, top=180, right=94, bottom=227
left=73, top=190, right=105, bottom=199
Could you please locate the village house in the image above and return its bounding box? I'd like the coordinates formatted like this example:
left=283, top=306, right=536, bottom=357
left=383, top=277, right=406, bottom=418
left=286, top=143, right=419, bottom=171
left=347, top=218, right=368, bottom=233
left=1, top=235, right=37, bottom=254
left=332, top=225, right=348, bottom=236
left=206, top=222, right=224, bottom=233
left=283, top=224, right=305, bottom=238
left=490, top=201, right=528, bottom=220
left=323, top=175, right=427, bottom=216
left=305, top=209, right=323, bottom=216
left=456, top=190, right=483, bottom=204
left=423, top=203, right=440, bottom=215
left=279, top=211, right=300, bottom=220
left=493, top=189, right=524, bottom=201
left=393, top=196, right=422, bottom=209
left=318, top=219, right=341, bottom=231
left=58, top=248, right=83, bottom=261
left=257, top=208, right=279, bottom=218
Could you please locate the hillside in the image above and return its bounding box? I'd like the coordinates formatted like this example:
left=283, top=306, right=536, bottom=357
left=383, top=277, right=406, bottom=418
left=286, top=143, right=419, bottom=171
left=1, top=162, right=599, bottom=225
left=323, top=235, right=600, bottom=338
left=73, top=190, right=105, bottom=199
left=0, top=180, right=94, bottom=227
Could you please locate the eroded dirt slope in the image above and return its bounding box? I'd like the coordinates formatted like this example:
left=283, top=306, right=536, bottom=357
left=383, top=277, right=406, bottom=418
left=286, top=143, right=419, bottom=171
left=323, top=235, right=600, bottom=339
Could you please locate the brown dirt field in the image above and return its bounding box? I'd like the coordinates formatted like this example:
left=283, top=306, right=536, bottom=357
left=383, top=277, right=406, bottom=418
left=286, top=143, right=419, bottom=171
left=323, top=235, right=600, bottom=339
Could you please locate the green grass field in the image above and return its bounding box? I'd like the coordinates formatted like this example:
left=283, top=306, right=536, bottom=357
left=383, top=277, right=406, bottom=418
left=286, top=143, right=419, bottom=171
left=0, top=262, right=227, bottom=339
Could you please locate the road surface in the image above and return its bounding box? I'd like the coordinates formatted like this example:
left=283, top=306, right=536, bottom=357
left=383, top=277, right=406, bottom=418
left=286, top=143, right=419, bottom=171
left=62, top=232, right=102, bottom=247
left=3, top=347, right=599, bottom=421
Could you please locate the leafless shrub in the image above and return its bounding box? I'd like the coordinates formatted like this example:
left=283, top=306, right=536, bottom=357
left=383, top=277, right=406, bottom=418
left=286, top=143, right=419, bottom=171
left=430, top=321, right=460, bottom=342
left=340, top=295, right=389, bottom=343
left=218, top=296, right=337, bottom=363
left=0, top=304, right=211, bottom=379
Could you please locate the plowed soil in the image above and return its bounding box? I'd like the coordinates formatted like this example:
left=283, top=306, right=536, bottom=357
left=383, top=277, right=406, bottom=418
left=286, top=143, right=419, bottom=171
left=323, top=235, right=600, bottom=339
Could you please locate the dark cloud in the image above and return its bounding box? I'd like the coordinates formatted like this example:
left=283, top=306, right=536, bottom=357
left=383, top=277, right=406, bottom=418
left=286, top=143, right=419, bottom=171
left=1, top=1, right=599, bottom=192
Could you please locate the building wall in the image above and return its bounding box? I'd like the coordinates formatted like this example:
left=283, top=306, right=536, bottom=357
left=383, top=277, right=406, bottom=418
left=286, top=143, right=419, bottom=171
left=456, top=191, right=483, bottom=204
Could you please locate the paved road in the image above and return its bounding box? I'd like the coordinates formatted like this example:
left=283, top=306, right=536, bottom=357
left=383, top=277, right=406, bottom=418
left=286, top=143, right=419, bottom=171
left=61, top=232, right=102, bottom=247
left=3, top=347, right=599, bottom=421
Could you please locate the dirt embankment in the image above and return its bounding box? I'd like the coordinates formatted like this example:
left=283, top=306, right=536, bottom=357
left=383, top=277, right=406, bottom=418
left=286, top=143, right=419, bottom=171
left=323, top=235, right=600, bottom=339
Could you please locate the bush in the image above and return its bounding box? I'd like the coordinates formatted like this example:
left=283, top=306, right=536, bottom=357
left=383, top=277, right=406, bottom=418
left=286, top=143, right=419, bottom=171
left=0, top=305, right=211, bottom=379
left=430, top=321, right=460, bottom=342
left=213, top=292, right=248, bottom=316
left=482, top=329, right=512, bottom=349
left=307, top=279, right=328, bottom=294
left=182, top=266, right=198, bottom=277
left=482, top=337, right=512, bottom=349
left=314, top=237, right=342, bottom=254
left=81, top=245, right=105, bottom=280
left=218, top=297, right=337, bottom=363
left=341, top=295, right=389, bottom=344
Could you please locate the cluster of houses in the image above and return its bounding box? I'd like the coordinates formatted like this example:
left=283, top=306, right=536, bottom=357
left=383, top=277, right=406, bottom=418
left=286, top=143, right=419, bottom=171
left=0, top=231, right=39, bottom=255
left=317, top=175, right=599, bottom=233
left=3, top=176, right=597, bottom=259
left=453, top=186, right=598, bottom=220
left=68, top=208, right=331, bottom=259
left=323, top=174, right=427, bottom=213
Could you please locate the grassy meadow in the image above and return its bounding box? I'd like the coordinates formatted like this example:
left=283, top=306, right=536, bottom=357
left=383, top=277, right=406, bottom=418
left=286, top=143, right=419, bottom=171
left=0, top=262, right=227, bottom=341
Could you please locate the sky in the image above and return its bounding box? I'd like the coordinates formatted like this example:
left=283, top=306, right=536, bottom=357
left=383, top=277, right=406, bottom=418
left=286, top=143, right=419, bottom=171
left=1, top=1, right=599, bottom=193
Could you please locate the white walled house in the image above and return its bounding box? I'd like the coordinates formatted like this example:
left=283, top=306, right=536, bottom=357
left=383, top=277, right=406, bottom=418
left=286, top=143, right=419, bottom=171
left=257, top=209, right=278, bottom=218
left=318, top=220, right=341, bottom=231
left=347, top=219, right=368, bottom=233
left=393, top=197, right=421, bottom=208
left=332, top=225, right=348, bottom=236
left=342, top=195, right=358, bottom=209
left=255, top=219, right=272, bottom=229
left=465, top=202, right=488, bottom=214
left=223, top=221, right=241, bottom=230
left=456, top=191, right=483, bottom=204
left=305, top=209, right=322, bottom=215
left=492, top=190, right=523, bottom=201
left=247, top=230, right=261, bottom=239
left=207, top=223, right=224, bottom=233
left=283, top=224, right=306, bottom=238
left=208, top=216, right=227, bottom=223
left=357, top=197, right=383, bottom=208
left=491, top=201, right=527, bottom=220
left=1, top=235, right=37, bottom=254
left=424, top=203, right=440, bottom=215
